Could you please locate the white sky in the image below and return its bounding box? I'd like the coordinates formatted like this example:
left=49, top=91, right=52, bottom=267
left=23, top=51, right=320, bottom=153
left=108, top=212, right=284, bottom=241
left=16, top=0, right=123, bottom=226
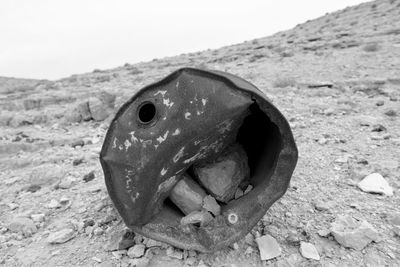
left=0, top=0, right=369, bottom=80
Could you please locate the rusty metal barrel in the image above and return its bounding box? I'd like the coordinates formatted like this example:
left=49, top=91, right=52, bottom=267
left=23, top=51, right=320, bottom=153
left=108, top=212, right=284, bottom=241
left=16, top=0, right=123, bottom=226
left=100, top=68, right=298, bottom=252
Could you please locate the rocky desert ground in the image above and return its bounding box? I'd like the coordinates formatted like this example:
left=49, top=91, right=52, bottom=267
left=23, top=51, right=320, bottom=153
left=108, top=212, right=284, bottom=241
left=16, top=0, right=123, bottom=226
left=1, top=0, right=400, bottom=266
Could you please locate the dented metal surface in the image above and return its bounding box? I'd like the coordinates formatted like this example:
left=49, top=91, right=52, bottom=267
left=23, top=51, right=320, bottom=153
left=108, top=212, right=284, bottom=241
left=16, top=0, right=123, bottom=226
left=100, top=68, right=298, bottom=252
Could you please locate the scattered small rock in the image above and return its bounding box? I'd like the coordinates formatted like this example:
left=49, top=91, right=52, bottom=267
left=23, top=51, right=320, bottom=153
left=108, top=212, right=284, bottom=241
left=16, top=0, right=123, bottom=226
left=26, top=184, right=41, bottom=193
left=31, top=213, right=45, bottom=223
left=105, top=227, right=135, bottom=251
left=70, top=139, right=85, bottom=148
left=47, top=199, right=61, bottom=209
left=72, top=158, right=84, bottom=166
left=384, top=109, right=397, bottom=117
left=47, top=228, right=75, bottom=244
left=83, top=171, right=95, bottom=182
left=8, top=217, right=37, bottom=237
left=357, top=173, right=393, bottom=196
left=256, top=234, right=282, bottom=260
left=166, top=246, right=183, bottom=259
left=127, top=244, right=145, bottom=258
left=299, top=242, right=320, bottom=260
left=330, top=215, right=379, bottom=250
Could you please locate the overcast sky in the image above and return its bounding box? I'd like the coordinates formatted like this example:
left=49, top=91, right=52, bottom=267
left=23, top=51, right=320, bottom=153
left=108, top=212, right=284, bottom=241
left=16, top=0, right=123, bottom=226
left=0, top=0, right=370, bottom=80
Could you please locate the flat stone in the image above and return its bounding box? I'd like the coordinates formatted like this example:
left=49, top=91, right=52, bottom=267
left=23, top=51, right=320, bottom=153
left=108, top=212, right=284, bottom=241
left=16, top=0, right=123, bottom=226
left=166, top=247, right=183, bottom=259
left=194, top=144, right=249, bottom=202
left=105, top=226, right=136, bottom=251
left=31, top=213, right=45, bottom=223
left=127, top=244, right=146, bottom=258
left=299, top=242, right=320, bottom=260
left=357, top=173, right=393, bottom=196
left=89, top=97, right=113, bottom=121
left=169, top=174, right=206, bottom=215
left=256, top=234, right=281, bottom=260
left=8, top=217, right=37, bottom=237
left=180, top=210, right=213, bottom=226
left=330, top=215, right=379, bottom=250
left=47, top=228, right=75, bottom=244
left=202, top=195, right=221, bottom=216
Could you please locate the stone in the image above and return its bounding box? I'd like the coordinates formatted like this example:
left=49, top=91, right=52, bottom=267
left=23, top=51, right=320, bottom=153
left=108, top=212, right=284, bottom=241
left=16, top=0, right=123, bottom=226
left=180, top=210, right=213, bottom=226
left=299, top=242, right=320, bottom=260
left=194, top=144, right=249, bottom=202
left=105, top=227, right=136, bottom=251
left=57, top=177, right=74, bottom=189
left=202, top=195, right=221, bottom=216
left=70, top=139, right=85, bottom=148
left=89, top=97, right=113, bottom=121
left=47, top=199, right=61, bottom=209
left=330, top=215, right=379, bottom=250
left=357, top=173, right=393, bottom=196
left=8, top=217, right=37, bottom=237
left=145, top=238, right=164, bottom=248
left=72, top=158, right=84, bottom=166
left=127, top=244, right=145, bottom=258
left=169, top=174, right=206, bottom=215
left=166, top=247, right=183, bottom=259
left=31, top=213, right=45, bottom=223
left=255, top=234, right=282, bottom=260
left=47, top=228, right=75, bottom=244
left=127, top=258, right=149, bottom=267
left=83, top=171, right=95, bottom=182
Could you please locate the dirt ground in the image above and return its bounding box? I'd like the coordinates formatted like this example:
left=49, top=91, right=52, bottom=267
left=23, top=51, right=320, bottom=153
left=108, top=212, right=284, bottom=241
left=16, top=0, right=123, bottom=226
left=1, top=0, right=399, bottom=266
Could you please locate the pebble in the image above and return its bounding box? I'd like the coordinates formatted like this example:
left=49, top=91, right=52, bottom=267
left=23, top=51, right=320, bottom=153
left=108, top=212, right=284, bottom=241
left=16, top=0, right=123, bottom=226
left=31, top=213, right=45, bottom=223
left=234, top=188, right=244, bottom=199
left=57, top=177, right=74, bottom=189
left=83, top=171, right=95, bottom=182
left=47, top=199, right=61, bottom=209
left=299, top=242, right=320, bottom=260
left=128, top=258, right=149, bottom=267
left=127, top=244, right=145, bottom=258
left=7, top=217, right=37, bottom=237
left=255, top=234, right=282, bottom=260
left=47, top=228, right=75, bottom=244
left=166, top=247, right=183, bottom=259
left=105, top=227, right=135, bottom=251
left=330, top=215, right=379, bottom=250
left=357, top=173, right=393, bottom=196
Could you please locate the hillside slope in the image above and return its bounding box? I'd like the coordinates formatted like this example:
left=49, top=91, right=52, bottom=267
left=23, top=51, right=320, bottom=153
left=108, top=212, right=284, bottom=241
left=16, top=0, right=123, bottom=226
left=1, top=0, right=399, bottom=266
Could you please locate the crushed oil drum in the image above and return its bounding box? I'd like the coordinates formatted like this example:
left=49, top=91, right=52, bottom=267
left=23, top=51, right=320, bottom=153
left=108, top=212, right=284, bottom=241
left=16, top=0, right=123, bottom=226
left=100, top=68, right=298, bottom=252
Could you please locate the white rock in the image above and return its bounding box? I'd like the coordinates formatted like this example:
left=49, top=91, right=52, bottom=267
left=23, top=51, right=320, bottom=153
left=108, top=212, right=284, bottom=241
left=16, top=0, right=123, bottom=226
left=330, top=215, right=379, bottom=250
left=127, top=244, right=145, bottom=258
left=31, top=214, right=45, bottom=223
left=8, top=217, right=37, bottom=237
left=255, top=234, right=281, bottom=260
left=47, top=228, right=75, bottom=244
left=299, top=242, right=320, bottom=260
left=180, top=210, right=213, bottom=226
left=47, top=199, right=61, bottom=209
left=357, top=173, right=393, bottom=196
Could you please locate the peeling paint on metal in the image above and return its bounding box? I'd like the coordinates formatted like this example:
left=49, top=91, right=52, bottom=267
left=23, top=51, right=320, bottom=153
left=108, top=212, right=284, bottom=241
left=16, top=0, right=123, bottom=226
left=157, top=176, right=177, bottom=194
left=184, top=112, right=191, bottom=120
left=130, top=192, right=139, bottom=203
left=218, top=119, right=234, bottom=134
left=129, top=131, right=139, bottom=143
left=172, top=128, right=181, bottom=136
left=163, top=98, right=174, bottom=108
left=202, top=98, right=207, bottom=106
left=154, top=90, right=167, bottom=97
left=156, top=131, right=169, bottom=144
left=124, top=140, right=132, bottom=151
left=112, top=137, right=118, bottom=149
left=160, top=167, right=168, bottom=176
left=173, top=147, right=185, bottom=162
left=183, top=152, right=201, bottom=164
